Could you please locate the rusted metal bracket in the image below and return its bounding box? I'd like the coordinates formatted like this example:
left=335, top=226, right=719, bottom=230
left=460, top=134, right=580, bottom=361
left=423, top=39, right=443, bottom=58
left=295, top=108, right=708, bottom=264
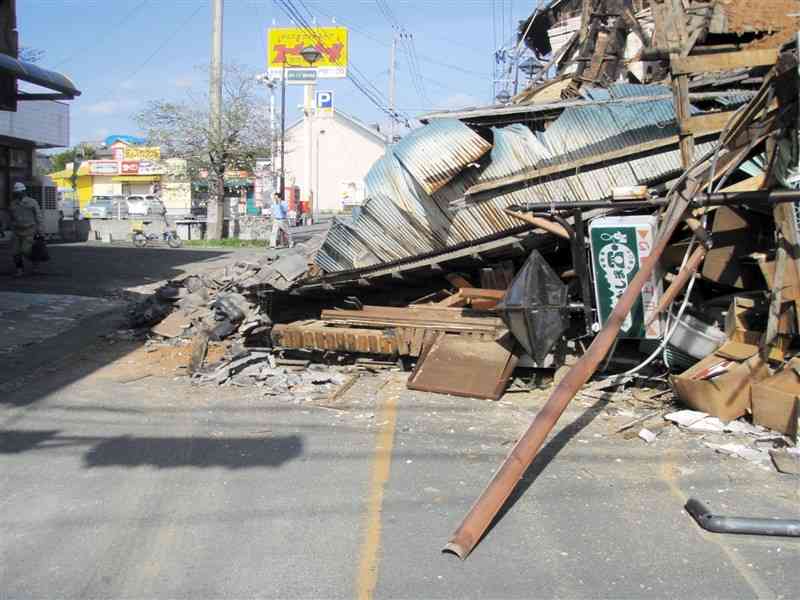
left=504, top=209, right=571, bottom=240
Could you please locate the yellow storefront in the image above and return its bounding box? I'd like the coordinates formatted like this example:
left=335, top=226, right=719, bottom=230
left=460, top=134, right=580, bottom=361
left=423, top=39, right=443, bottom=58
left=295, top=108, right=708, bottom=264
left=49, top=163, right=93, bottom=207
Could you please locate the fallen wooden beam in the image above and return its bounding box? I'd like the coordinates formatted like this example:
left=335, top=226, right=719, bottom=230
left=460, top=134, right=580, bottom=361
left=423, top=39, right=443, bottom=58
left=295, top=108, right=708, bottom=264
left=680, top=111, right=736, bottom=136
left=671, top=48, right=779, bottom=75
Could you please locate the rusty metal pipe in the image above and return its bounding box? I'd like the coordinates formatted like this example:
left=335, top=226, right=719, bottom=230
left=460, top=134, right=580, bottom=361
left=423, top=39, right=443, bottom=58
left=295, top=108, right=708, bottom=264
left=444, top=184, right=699, bottom=560
left=644, top=244, right=707, bottom=328
left=503, top=209, right=571, bottom=240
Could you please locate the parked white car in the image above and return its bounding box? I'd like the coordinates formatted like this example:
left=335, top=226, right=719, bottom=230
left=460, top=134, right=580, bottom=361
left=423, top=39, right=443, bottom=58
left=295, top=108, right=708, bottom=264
left=127, top=195, right=166, bottom=216
left=84, top=195, right=129, bottom=219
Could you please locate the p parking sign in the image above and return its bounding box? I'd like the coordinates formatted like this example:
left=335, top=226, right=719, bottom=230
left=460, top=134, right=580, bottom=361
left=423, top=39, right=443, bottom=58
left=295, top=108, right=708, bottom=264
left=317, top=91, right=333, bottom=117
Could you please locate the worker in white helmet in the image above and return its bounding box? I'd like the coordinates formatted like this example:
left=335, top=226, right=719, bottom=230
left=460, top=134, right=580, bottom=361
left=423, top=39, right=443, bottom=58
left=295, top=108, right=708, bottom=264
left=8, top=182, right=44, bottom=276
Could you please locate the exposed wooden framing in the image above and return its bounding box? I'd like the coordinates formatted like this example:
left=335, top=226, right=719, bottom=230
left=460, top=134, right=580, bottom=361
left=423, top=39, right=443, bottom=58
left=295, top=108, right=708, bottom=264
left=680, top=111, right=736, bottom=136
left=763, top=216, right=787, bottom=354
left=671, top=49, right=780, bottom=75
left=622, top=7, right=649, bottom=48
left=667, top=0, right=693, bottom=168
left=579, top=0, right=592, bottom=44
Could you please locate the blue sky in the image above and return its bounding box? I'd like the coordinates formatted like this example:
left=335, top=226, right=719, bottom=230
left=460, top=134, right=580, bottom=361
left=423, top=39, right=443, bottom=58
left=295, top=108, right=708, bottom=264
left=19, top=0, right=537, bottom=147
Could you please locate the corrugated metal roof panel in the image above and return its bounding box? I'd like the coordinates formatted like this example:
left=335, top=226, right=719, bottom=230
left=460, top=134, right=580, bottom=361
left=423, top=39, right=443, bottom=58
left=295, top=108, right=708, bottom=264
left=477, top=124, right=550, bottom=183
left=391, top=118, right=492, bottom=194
left=313, top=91, right=724, bottom=275
left=538, top=100, right=680, bottom=165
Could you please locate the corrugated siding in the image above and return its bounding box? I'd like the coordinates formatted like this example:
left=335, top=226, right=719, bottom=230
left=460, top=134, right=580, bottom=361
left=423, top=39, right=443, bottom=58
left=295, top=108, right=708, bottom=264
left=391, top=118, right=492, bottom=194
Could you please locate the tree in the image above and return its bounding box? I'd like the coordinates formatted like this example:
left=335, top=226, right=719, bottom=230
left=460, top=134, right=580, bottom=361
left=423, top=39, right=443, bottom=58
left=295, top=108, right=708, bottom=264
left=134, top=64, right=272, bottom=239
left=19, top=47, right=45, bottom=63
left=49, top=145, right=96, bottom=172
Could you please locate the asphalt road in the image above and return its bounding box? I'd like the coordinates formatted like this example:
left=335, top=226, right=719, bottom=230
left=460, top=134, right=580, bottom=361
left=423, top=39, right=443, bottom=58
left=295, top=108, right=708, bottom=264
left=0, top=242, right=798, bottom=598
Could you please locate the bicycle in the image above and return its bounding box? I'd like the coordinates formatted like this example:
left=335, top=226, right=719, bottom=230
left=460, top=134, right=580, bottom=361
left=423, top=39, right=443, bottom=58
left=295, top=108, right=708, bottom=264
left=131, top=220, right=182, bottom=248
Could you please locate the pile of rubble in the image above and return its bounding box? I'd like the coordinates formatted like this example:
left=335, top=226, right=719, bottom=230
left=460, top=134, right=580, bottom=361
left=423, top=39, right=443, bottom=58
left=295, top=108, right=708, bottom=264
left=124, top=0, right=800, bottom=558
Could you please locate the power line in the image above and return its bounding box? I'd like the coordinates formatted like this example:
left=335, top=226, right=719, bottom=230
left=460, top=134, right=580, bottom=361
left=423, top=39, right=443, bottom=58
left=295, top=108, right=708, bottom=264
left=308, top=3, right=487, bottom=79
left=373, top=2, right=429, bottom=109
left=119, top=3, right=205, bottom=88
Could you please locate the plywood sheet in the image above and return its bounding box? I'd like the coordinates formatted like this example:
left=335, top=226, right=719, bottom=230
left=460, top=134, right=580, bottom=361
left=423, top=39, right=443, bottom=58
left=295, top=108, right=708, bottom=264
left=406, top=333, right=517, bottom=401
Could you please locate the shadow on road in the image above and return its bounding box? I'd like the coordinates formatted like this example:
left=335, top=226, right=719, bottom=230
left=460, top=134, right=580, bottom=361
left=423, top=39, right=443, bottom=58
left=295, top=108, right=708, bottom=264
left=0, top=429, right=304, bottom=469
left=84, top=435, right=304, bottom=469
left=0, top=243, right=232, bottom=297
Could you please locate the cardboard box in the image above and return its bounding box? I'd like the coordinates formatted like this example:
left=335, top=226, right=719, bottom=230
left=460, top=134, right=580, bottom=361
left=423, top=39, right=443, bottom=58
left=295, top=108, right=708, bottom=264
left=702, top=207, right=771, bottom=289
left=724, top=296, right=794, bottom=362
left=751, top=359, right=800, bottom=438
left=670, top=342, right=769, bottom=422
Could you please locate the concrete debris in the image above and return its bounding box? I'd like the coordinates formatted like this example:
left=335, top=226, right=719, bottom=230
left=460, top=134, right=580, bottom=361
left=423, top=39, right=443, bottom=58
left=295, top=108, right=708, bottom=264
left=638, top=428, right=657, bottom=443
left=769, top=448, right=800, bottom=475
left=704, top=442, right=771, bottom=465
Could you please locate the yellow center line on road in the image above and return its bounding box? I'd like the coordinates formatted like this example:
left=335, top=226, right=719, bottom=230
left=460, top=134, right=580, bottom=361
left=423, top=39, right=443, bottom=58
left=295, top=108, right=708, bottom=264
left=356, top=376, right=401, bottom=600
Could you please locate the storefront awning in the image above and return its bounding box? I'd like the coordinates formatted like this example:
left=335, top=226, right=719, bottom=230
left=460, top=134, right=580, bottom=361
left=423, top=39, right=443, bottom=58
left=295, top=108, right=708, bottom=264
left=0, top=54, right=81, bottom=101
left=111, top=175, right=160, bottom=183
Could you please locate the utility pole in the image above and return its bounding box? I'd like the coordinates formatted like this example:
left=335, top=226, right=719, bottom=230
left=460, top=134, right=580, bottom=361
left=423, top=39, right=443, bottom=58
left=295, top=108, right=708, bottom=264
left=388, top=34, right=397, bottom=143
left=280, top=60, right=286, bottom=200
left=208, top=0, right=224, bottom=239
left=303, top=83, right=314, bottom=222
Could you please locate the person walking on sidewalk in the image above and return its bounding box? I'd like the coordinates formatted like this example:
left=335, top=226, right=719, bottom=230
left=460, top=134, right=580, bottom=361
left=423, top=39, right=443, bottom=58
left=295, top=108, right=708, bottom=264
left=7, top=182, right=43, bottom=277
left=269, top=192, right=293, bottom=249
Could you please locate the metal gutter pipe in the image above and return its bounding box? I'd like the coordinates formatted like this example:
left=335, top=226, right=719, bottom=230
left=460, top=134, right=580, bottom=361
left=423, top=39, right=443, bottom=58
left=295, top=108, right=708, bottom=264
left=685, top=499, right=800, bottom=537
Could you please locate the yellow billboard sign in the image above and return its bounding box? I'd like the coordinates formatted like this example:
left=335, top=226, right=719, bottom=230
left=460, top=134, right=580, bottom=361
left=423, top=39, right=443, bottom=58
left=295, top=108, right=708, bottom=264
left=123, top=146, right=161, bottom=160
left=267, top=27, right=348, bottom=79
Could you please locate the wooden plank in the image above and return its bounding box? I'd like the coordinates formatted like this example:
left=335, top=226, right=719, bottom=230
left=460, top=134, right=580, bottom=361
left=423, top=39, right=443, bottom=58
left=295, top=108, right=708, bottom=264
left=680, top=111, right=737, bottom=136
left=323, top=306, right=504, bottom=331
left=410, top=328, right=426, bottom=357
left=445, top=273, right=474, bottom=289
left=436, top=291, right=466, bottom=307
left=458, top=288, right=506, bottom=300
left=671, top=49, right=779, bottom=75
left=320, top=313, right=503, bottom=333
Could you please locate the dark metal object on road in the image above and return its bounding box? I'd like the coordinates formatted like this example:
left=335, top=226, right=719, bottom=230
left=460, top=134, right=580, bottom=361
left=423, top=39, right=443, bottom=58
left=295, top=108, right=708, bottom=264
left=685, top=498, right=800, bottom=537
left=496, top=249, right=570, bottom=366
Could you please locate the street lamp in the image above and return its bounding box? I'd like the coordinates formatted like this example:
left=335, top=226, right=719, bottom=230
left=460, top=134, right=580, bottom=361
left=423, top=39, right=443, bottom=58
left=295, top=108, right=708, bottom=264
left=300, top=46, right=323, bottom=66
left=496, top=89, right=511, bottom=104
left=278, top=46, right=323, bottom=202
